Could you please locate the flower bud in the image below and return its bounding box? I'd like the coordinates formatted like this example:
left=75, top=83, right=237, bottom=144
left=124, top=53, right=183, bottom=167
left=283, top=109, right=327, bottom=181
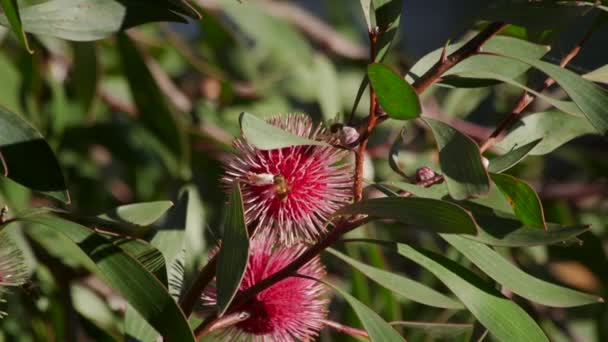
left=415, top=166, right=436, bottom=182
left=339, top=126, right=360, bottom=145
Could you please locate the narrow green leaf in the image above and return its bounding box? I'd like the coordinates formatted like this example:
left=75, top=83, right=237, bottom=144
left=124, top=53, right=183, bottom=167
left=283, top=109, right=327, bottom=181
left=407, top=36, right=549, bottom=87
left=117, top=33, right=188, bottom=175
left=583, top=64, right=608, bottom=84
left=18, top=216, right=195, bottom=342
left=490, top=173, right=546, bottom=230
left=424, top=118, right=490, bottom=200
left=335, top=197, right=478, bottom=234
left=216, top=183, right=249, bottom=316
left=98, top=201, right=173, bottom=227
left=0, top=106, right=68, bottom=202
left=372, top=0, right=402, bottom=61
left=324, top=279, right=406, bottom=341
left=368, top=63, right=421, bottom=120
left=0, top=0, right=32, bottom=52
left=496, top=110, right=595, bottom=156
left=115, top=238, right=168, bottom=285
left=460, top=202, right=589, bottom=247
left=388, top=128, right=409, bottom=178
left=239, top=112, right=329, bottom=150
left=488, top=139, right=542, bottom=173
left=0, top=0, right=195, bottom=41
left=71, top=42, right=98, bottom=114
left=315, top=55, right=341, bottom=121
left=383, top=181, right=448, bottom=199
left=359, top=0, right=374, bottom=30
left=487, top=53, right=608, bottom=135
left=442, top=235, right=603, bottom=307
left=390, top=321, right=473, bottom=338
left=355, top=239, right=549, bottom=342
left=327, top=248, right=464, bottom=309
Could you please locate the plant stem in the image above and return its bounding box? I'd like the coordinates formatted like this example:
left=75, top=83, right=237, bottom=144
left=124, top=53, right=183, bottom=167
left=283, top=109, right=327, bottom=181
left=479, top=25, right=595, bottom=153
left=354, top=28, right=379, bottom=201
left=411, top=22, right=508, bottom=94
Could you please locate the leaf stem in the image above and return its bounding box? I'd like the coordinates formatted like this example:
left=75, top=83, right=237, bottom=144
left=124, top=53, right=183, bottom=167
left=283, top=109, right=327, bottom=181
left=321, top=319, right=370, bottom=339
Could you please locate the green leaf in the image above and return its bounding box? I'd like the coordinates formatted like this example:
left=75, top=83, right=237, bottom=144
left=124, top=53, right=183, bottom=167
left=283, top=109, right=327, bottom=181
left=0, top=106, right=68, bottom=202
left=324, top=279, right=406, bottom=341
left=0, top=0, right=32, bottom=52
left=487, top=53, right=608, bottom=135
left=239, top=112, right=329, bottom=150
left=359, top=0, right=374, bottom=30
left=99, top=201, right=174, bottom=227
left=488, top=139, right=542, bottom=173
left=407, top=36, right=549, bottom=87
left=390, top=321, right=473, bottom=338
left=18, top=216, right=195, bottom=342
left=216, top=183, right=249, bottom=316
left=460, top=202, right=589, bottom=247
left=368, top=63, right=421, bottom=120
left=424, top=118, right=490, bottom=200
left=0, top=0, right=197, bottom=41
left=490, top=173, right=546, bottom=230
left=388, top=128, right=409, bottom=179
left=71, top=42, right=98, bottom=115
left=116, top=238, right=168, bottom=285
left=383, top=181, right=448, bottom=199
left=315, top=55, right=341, bottom=121
left=117, top=33, right=188, bottom=176
left=583, top=64, right=608, bottom=84
left=442, top=235, right=603, bottom=307
left=356, top=239, right=549, bottom=342
left=335, top=197, right=478, bottom=234
left=327, top=248, right=464, bottom=309
left=372, top=0, right=402, bottom=61
left=496, top=110, right=595, bottom=156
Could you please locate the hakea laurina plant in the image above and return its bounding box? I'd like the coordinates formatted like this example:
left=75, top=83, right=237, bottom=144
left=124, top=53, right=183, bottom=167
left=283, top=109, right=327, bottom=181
left=201, top=232, right=329, bottom=341
left=223, top=114, right=353, bottom=245
left=0, top=232, right=29, bottom=317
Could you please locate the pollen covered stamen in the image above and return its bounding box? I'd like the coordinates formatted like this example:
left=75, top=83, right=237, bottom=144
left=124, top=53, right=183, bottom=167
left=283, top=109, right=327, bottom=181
left=273, top=175, right=290, bottom=199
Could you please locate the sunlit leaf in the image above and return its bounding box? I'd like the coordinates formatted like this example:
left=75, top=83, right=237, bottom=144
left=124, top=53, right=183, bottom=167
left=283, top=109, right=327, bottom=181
left=324, top=279, right=406, bottom=341
left=496, top=110, right=595, bottom=155
left=407, top=36, right=549, bottom=87
left=0, top=0, right=198, bottom=41
left=583, top=64, right=608, bottom=84
left=327, top=248, right=464, bottom=309
left=368, top=63, right=421, bottom=120
left=490, top=173, right=546, bottom=230
left=239, top=112, right=329, bottom=150
left=443, top=235, right=603, bottom=307
left=353, top=239, right=549, bottom=342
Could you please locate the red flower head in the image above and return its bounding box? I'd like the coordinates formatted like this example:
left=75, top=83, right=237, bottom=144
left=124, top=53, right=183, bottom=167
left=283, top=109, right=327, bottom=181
left=202, top=233, right=328, bottom=341
left=224, top=114, right=353, bottom=245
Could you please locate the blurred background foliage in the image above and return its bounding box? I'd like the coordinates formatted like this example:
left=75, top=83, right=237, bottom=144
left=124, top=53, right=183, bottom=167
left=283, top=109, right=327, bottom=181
left=0, top=0, right=607, bottom=341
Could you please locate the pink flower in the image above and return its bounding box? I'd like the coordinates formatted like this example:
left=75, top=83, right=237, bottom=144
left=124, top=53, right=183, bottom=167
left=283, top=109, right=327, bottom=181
left=224, top=114, right=353, bottom=244
left=202, top=233, right=328, bottom=341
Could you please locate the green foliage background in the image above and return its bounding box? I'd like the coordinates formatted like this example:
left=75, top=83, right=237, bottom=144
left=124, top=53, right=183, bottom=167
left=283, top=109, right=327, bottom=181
left=0, top=0, right=607, bottom=341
